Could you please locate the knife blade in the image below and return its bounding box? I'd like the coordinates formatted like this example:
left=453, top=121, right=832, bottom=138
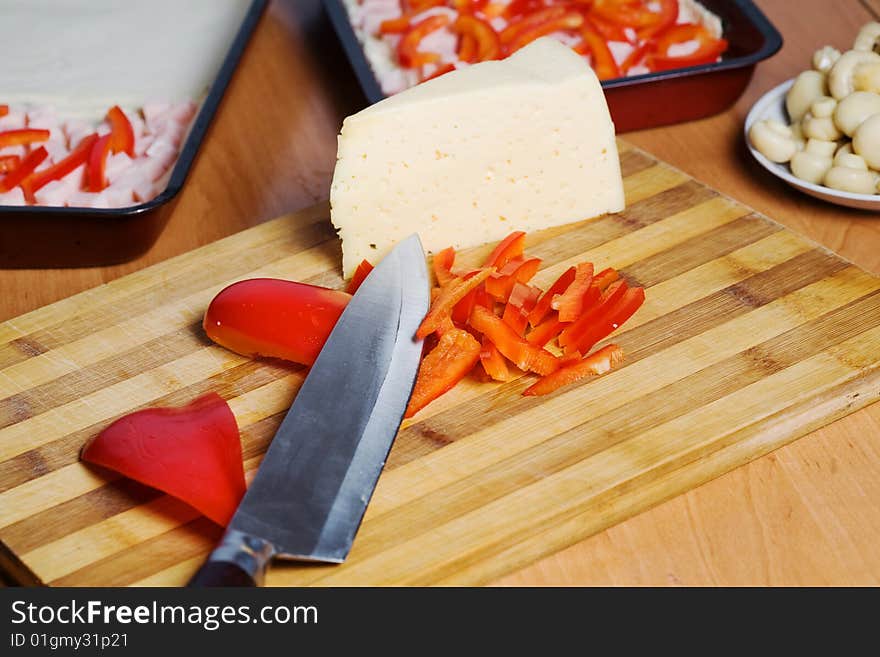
left=189, top=234, right=429, bottom=586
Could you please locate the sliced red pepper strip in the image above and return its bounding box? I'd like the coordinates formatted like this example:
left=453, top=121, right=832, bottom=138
left=0, top=128, right=50, bottom=149
left=458, top=32, right=478, bottom=62
left=86, top=133, right=113, bottom=192
left=621, top=40, right=654, bottom=74
left=451, top=0, right=489, bottom=13
left=591, top=0, right=663, bottom=29
left=470, top=305, right=559, bottom=376
left=529, top=265, right=576, bottom=327
left=485, top=256, right=542, bottom=302
left=346, top=259, right=374, bottom=294
left=558, top=278, right=628, bottom=349
left=484, top=230, right=526, bottom=268
left=417, top=268, right=494, bottom=339
left=502, top=282, right=541, bottom=335
left=526, top=314, right=567, bottom=347
left=0, top=146, right=48, bottom=193
left=500, top=6, right=568, bottom=45
left=0, top=105, right=8, bottom=118
left=504, top=0, right=545, bottom=19
left=588, top=14, right=632, bottom=42
left=106, top=105, right=136, bottom=157
left=432, top=246, right=457, bottom=286
left=580, top=19, right=621, bottom=80
left=450, top=269, right=489, bottom=324
left=523, top=344, right=624, bottom=396
left=452, top=14, right=501, bottom=62
left=647, top=23, right=728, bottom=71
left=23, top=133, right=97, bottom=196
left=423, top=63, right=456, bottom=81
left=480, top=336, right=512, bottom=381
left=204, top=278, right=350, bottom=366
left=398, top=14, right=451, bottom=68
left=0, top=154, right=21, bottom=174
left=551, top=262, right=594, bottom=322
left=380, top=15, right=412, bottom=34
left=81, top=392, right=246, bottom=526
left=636, top=0, right=678, bottom=40
left=592, top=266, right=619, bottom=292
left=405, top=327, right=482, bottom=418
left=509, top=11, right=584, bottom=53
left=407, top=0, right=446, bottom=10
left=571, top=286, right=645, bottom=354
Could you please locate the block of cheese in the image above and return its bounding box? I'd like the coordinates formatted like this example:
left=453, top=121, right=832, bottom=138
left=330, top=37, right=625, bottom=277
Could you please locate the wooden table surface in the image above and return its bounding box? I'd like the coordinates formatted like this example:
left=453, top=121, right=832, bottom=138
left=2, top=0, right=879, bottom=586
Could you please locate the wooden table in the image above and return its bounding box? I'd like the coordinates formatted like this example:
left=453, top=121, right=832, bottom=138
left=2, top=0, right=879, bottom=586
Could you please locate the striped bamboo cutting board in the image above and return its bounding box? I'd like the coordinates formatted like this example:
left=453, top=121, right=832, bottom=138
left=2, top=142, right=880, bottom=586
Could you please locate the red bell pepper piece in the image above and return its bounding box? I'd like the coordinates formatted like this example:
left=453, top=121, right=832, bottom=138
left=458, top=32, right=478, bottom=62
left=592, top=266, right=619, bottom=292
left=484, top=230, right=526, bottom=268
left=204, top=278, right=351, bottom=366
left=452, top=14, right=501, bottom=62
left=485, top=256, right=542, bottom=302
left=86, top=133, right=113, bottom=193
left=550, top=262, right=594, bottom=322
left=502, top=282, right=541, bottom=335
left=570, top=286, right=645, bottom=354
left=480, top=336, right=512, bottom=381
left=346, top=259, right=374, bottom=294
left=637, top=0, right=678, bottom=40
left=106, top=105, right=136, bottom=157
left=0, top=154, right=20, bottom=174
left=81, top=392, right=246, bottom=526
left=0, top=128, right=50, bottom=149
left=523, top=343, right=623, bottom=396
left=500, top=6, right=568, bottom=46
left=580, top=19, right=621, bottom=79
left=588, top=14, right=632, bottom=43
left=398, top=14, right=451, bottom=68
left=0, top=105, right=8, bottom=118
left=407, top=0, right=447, bottom=10
left=504, top=0, right=545, bottom=20
left=417, top=268, right=494, bottom=338
left=380, top=15, right=412, bottom=34
left=621, top=40, right=655, bottom=74
left=591, top=0, right=664, bottom=29
left=451, top=0, right=490, bottom=15
left=526, top=314, right=567, bottom=347
left=423, top=63, right=456, bottom=81
left=470, top=305, right=559, bottom=376
left=0, top=146, right=48, bottom=193
left=509, top=11, right=584, bottom=53
left=406, top=327, right=482, bottom=417
left=529, top=266, right=576, bottom=327
left=647, top=23, right=728, bottom=71
left=558, top=278, right=628, bottom=349
left=432, top=246, right=457, bottom=286
left=24, top=133, right=98, bottom=196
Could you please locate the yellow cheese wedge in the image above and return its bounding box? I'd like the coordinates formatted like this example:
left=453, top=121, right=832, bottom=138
left=330, top=37, right=625, bottom=277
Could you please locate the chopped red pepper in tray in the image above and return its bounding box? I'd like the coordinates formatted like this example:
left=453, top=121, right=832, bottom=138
left=81, top=393, right=246, bottom=527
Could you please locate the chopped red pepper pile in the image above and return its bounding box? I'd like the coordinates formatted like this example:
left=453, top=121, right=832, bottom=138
left=400, top=230, right=644, bottom=417
left=81, top=393, right=246, bottom=526
left=367, top=0, right=728, bottom=84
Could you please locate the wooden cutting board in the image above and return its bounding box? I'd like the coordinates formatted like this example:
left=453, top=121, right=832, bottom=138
left=2, top=142, right=879, bottom=586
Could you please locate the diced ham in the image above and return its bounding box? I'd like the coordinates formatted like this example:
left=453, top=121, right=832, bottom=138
left=33, top=180, right=71, bottom=206
left=0, top=111, right=27, bottom=131
left=142, top=102, right=171, bottom=129
left=44, top=138, right=70, bottom=164
left=0, top=145, right=27, bottom=159
left=106, top=152, right=133, bottom=183
left=27, top=106, right=59, bottom=132
left=134, top=134, right=154, bottom=157
left=99, top=186, right=136, bottom=207
left=63, top=120, right=95, bottom=150
left=169, top=101, right=197, bottom=125
left=0, top=187, right=26, bottom=206
left=145, top=138, right=178, bottom=171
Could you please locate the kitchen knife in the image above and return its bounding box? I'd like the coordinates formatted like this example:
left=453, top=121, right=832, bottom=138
left=189, top=234, right=429, bottom=586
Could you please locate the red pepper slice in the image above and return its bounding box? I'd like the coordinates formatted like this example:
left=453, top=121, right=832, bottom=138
left=0, top=154, right=21, bottom=174
left=592, top=266, right=619, bottom=292
left=23, top=133, right=98, bottom=196
left=484, top=230, right=526, bottom=268
left=523, top=343, right=623, bottom=396
left=204, top=278, right=351, bottom=366
left=551, top=262, right=594, bottom=322
left=423, top=63, right=456, bottom=81
left=470, top=305, right=559, bottom=376
left=452, top=14, right=501, bottom=62
left=500, top=6, right=568, bottom=46
left=621, top=40, right=654, bottom=74
left=570, top=286, right=645, bottom=354
left=508, top=11, right=584, bottom=53
left=502, top=282, right=541, bottom=335
left=0, top=128, right=50, bottom=149
left=636, top=0, right=678, bottom=40
left=432, top=246, right=457, bottom=286
left=526, top=314, right=567, bottom=347
left=591, top=0, right=664, bottom=29
left=451, top=0, right=489, bottom=14
left=86, top=133, right=113, bottom=193
left=0, top=146, right=48, bottom=193
left=580, top=19, right=621, bottom=79
left=406, top=327, right=482, bottom=417
left=106, top=105, right=136, bottom=157
left=558, top=278, right=628, bottom=350
left=588, top=14, right=632, bottom=42
left=504, top=0, right=545, bottom=19
left=380, top=15, right=412, bottom=34
left=407, top=0, right=446, bottom=10
left=417, top=268, right=494, bottom=339
left=81, top=393, right=246, bottom=526
left=346, top=259, right=374, bottom=294
left=0, top=105, right=8, bottom=118
left=485, top=256, right=542, bottom=302
left=398, top=14, right=451, bottom=68
left=529, top=266, right=576, bottom=327
left=458, top=32, right=478, bottom=62
left=480, top=337, right=512, bottom=381
left=647, top=23, right=728, bottom=71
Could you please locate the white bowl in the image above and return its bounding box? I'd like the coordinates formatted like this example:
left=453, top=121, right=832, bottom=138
left=744, top=79, right=880, bottom=211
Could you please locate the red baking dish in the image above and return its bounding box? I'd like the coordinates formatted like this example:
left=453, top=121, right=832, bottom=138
left=0, top=0, right=267, bottom=269
left=322, top=0, right=782, bottom=133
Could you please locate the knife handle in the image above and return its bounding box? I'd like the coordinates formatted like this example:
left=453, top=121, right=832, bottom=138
left=188, top=529, right=276, bottom=587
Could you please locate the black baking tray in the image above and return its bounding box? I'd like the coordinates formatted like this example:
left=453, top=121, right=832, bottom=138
left=321, top=0, right=782, bottom=132
left=0, top=0, right=268, bottom=269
